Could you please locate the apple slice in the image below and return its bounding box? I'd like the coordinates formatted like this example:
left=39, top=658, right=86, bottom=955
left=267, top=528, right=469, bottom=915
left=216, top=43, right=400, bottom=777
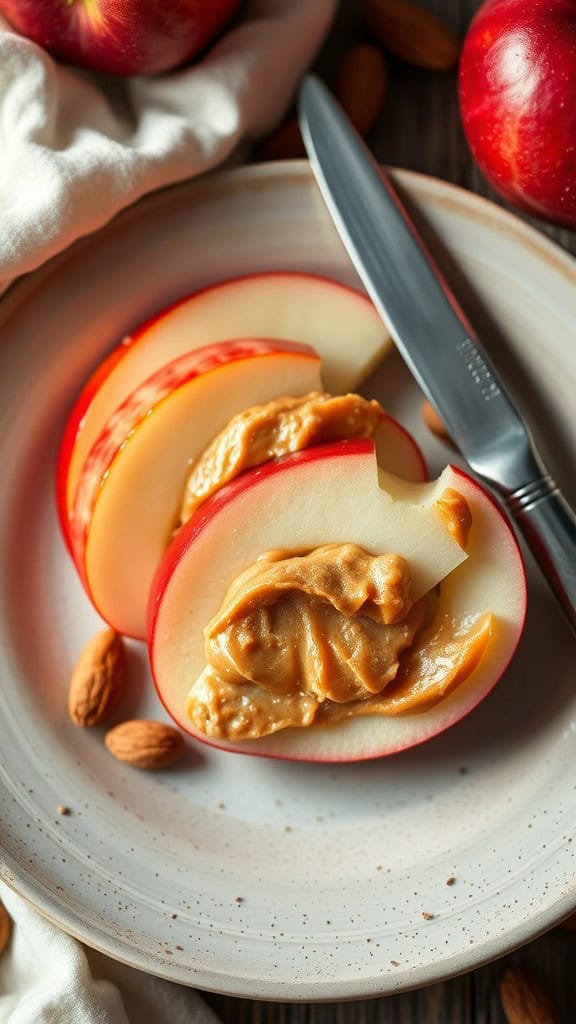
left=149, top=438, right=525, bottom=762
left=70, top=341, right=425, bottom=640
left=57, top=273, right=391, bottom=531
left=69, top=339, right=322, bottom=638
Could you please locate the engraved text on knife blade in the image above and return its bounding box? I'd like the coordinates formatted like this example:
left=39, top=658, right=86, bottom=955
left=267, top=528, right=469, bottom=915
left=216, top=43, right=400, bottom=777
left=456, top=337, right=501, bottom=402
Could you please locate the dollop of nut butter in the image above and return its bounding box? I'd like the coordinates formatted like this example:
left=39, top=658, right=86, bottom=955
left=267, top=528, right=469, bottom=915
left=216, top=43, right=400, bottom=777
left=179, top=392, right=382, bottom=524
left=187, top=544, right=437, bottom=740
left=204, top=546, right=427, bottom=701
left=435, top=488, right=473, bottom=549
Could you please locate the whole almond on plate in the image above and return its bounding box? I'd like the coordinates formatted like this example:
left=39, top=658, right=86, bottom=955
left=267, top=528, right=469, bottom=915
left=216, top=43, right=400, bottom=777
left=105, top=720, right=184, bottom=769
left=336, top=44, right=388, bottom=136
left=363, top=0, right=460, bottom=71
left=0, top=902, right=12, bottom=957
left=499, top=967, right=559, bottom=1024
left=68, top=628, right=126, bottom=728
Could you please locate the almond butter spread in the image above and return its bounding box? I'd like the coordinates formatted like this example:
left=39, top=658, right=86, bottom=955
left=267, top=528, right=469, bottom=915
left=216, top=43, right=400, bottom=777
left=186, top=536, right=493, bottom=741
left=435, top=488, right=473, bottom=549
left=179, top=392, right=382, bottom=524
left=202, top=546, right=427, bottom=702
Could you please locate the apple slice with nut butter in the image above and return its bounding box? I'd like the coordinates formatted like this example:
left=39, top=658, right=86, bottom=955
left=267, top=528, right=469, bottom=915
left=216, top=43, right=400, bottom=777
left=148, top=439, right=526, bottom=762
left=57, top=272, right=391, bottom=538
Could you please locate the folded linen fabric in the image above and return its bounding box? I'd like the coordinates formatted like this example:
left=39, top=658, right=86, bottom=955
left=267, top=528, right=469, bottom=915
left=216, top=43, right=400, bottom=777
left=0, top=0, right=335, bottom=293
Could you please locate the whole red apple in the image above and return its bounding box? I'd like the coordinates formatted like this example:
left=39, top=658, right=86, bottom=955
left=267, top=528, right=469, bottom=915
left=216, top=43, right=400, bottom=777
left=0, top=0, right=240, bottom=77
left=459, top=0, right=576, bottom=228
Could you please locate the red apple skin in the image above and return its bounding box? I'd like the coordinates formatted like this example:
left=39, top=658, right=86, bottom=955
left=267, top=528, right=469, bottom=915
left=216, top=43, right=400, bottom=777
left=0, top=0, right=239, bottom=77
left=458, top=0, right=576, bottom=227
left=56, top=342, right=127, bottom=556
left=148, top=444, right=527, bottom=762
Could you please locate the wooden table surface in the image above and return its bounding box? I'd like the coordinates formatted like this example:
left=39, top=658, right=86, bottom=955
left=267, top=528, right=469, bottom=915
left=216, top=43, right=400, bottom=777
left=205, top=2, right=575, bottom=1022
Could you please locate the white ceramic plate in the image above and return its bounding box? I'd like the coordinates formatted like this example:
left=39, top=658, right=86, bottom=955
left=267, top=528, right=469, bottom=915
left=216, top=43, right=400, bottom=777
left=0, top=163, right=575, bottom=1001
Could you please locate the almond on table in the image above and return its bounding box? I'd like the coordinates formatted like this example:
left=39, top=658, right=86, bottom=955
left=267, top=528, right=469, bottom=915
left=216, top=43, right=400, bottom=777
left=336, top=44, right=388, bottom=136
left=363, top=0, right=460, bottom=71
left=499, top=966, right=560, bottom=1024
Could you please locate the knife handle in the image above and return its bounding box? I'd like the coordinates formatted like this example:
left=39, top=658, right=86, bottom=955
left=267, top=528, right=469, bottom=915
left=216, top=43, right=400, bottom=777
left=505, top=476, right=576, bottom=635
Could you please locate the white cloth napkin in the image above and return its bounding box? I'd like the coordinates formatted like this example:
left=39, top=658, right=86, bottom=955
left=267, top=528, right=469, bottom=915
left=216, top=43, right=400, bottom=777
left=0, top=882, right=222, bottom=1024
left=0, top=0, right=335, bottom=294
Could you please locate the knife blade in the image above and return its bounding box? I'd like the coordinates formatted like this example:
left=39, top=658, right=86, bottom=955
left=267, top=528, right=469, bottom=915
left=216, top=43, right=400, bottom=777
left=298, top=74, right=576, bottom=634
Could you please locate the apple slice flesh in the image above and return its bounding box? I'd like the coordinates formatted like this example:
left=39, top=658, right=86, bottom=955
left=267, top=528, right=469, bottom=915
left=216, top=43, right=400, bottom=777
left=72, top=340, right=322, bottom=638
left=58, top=272, right=391, bottom=525
left=147, top=438, right=526, bottom=763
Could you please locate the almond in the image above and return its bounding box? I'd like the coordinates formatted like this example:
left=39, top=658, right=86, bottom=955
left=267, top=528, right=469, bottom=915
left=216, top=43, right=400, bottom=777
left=500, top=967, right=560, bottom=1024
left=253, top=118, right=305, bottom=162
left=104, top=720, right=184, bottom=769
left=336, top=44, right=388, bottom=136
left=422, top=400, right=455, bottom=447
left=0, top=901, right=12, bottom=957
left=363, top=0, right=460, bottom=72
left=68, top=628, right=127, bottom=728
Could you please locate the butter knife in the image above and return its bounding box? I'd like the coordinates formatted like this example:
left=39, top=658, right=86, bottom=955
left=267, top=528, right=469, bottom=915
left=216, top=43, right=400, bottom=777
left=298, top=75, right=576, bottom=634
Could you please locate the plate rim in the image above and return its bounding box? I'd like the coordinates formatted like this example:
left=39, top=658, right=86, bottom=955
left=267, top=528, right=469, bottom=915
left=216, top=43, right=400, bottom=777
left=3, top=160, right=576, bottom=321
left=1, top=160, right=575, bottom=1000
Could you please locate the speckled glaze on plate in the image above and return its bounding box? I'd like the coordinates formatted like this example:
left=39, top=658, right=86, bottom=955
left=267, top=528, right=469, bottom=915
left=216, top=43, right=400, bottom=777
left=0, top=163, right=575, bottom=1000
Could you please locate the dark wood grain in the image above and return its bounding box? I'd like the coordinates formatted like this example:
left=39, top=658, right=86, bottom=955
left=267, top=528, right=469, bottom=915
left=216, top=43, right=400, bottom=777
left=205, top=2, right=575, bottom=1020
